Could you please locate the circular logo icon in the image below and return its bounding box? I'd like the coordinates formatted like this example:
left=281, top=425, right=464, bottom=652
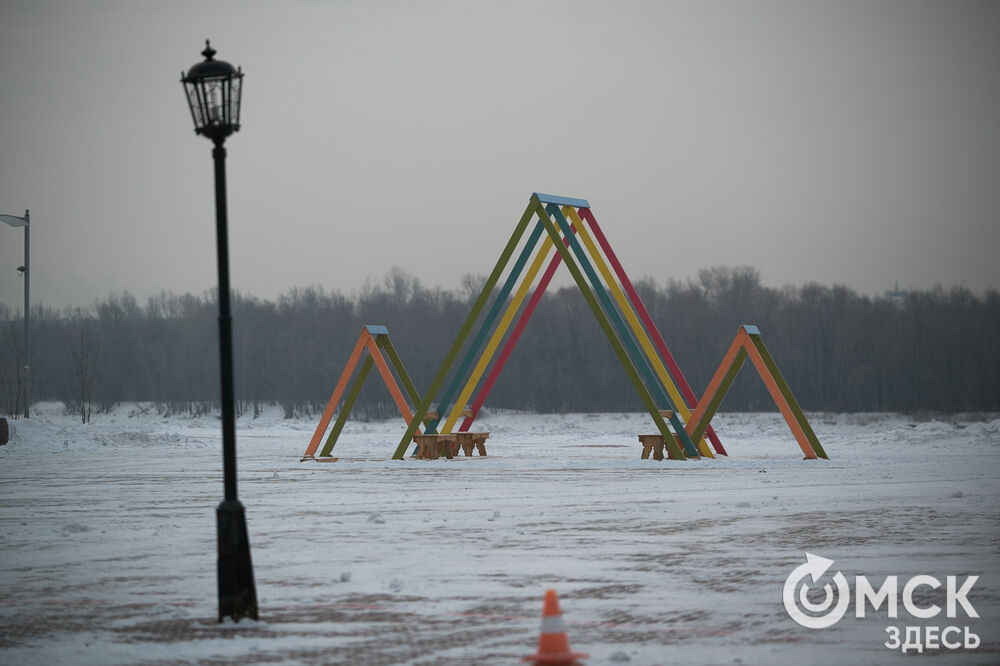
left=783, top=552, right=850, bottom=629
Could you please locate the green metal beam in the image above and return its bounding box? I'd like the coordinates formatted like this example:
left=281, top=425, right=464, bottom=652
left=392, top=198, right=539, bottom=459
left=379, top=335, right=423, bottom=410
left=546, top=203, right=699, bottom=457
left=534, top=198, right=687, bottom=460
left=319, top=355, right=375, bottom=457
left=425, top=219, right=547, bottom=434
left=690, top=349, right=747, bottom=444
left=747, top=334, right=828, bottom=459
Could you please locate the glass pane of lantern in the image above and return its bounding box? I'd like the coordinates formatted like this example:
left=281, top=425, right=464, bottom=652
left=229, top=75, right=242, bottom=126
left=195, top=81, right=211, bottom=128
left=185, top=83, right=203, bottom=128
left=205, top=79, right=224, bottom=125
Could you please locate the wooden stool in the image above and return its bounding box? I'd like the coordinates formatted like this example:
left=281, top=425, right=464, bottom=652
left=455, top=432, right=489, bottom=456
left=639, top=413, right=677, bottom=460
left=438, top=434, right=458, bottom=459
left=470, top=433, right=488, bottom=456
left=638, top=434, right=683, bottom=460
left=638, top=434, right=665, bottom=460
left=413, top=434, right=438, bottom=459
left=413, top=434, right=459, bottom=459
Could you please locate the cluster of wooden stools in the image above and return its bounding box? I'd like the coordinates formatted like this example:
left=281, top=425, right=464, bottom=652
left=410, top=408, right=489, bottom=460
left=412, top=431, right=489, bottom=459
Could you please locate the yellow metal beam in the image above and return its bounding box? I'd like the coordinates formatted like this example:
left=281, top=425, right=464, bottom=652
left=563, top=206, right=713, bottom=458
left=441, top=233, right=557, bottom=433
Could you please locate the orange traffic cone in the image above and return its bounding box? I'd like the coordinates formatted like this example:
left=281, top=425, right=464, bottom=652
left=522, top=589, right=588, bottom=665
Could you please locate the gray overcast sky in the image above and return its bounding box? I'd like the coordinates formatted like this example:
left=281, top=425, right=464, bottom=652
left=1, top=0, right=998, bottom=311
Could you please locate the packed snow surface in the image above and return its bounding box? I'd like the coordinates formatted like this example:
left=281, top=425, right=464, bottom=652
left=1, top=404, right=998, bottom=665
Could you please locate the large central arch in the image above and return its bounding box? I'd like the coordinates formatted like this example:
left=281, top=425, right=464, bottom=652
left=392, top=193, right=721, bottom=460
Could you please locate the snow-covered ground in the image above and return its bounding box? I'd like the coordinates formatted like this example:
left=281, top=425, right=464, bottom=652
left=1, top=404, right=997, bottom=665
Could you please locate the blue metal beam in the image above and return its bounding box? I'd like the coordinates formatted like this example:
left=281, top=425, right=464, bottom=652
left=426, top=219, right=547, bottom=433
left=546, top=203, right=700, bottom=457
left=533, top=192, right=590, bottom=209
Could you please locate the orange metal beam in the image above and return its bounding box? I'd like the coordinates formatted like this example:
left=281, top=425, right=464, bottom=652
left=301, top=330, right=371, bottom=459
left=686, top=331, right=748, bottom=441
left=741, top=337, right=819, bottom=459
left=685, top=326, right=824, bottom=460
left=364, top=335, right=419, bottom=429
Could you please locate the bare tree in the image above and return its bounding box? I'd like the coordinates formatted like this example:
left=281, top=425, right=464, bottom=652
left=0, top=325, right=24, bottom=419
left=66, top=311, right=99, bottom=424
left=6, top=271, right=999, bottom=418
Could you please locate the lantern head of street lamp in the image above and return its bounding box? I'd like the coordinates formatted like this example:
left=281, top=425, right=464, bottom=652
left=0, top=212, right=29, bottom=228
left=181, top=40, right=244, bottom=143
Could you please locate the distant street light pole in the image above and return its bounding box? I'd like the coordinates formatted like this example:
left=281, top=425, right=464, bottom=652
left=180, top=40, right=257, bottom=622
left=0, top=209, right=29, bottom=419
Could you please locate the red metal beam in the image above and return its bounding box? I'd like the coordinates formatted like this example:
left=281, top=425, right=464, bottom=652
left=577, top=207, right=727, bottom=455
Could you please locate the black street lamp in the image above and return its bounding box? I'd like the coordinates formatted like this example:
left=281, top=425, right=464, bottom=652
left=181, top=40, right=257, bottom=622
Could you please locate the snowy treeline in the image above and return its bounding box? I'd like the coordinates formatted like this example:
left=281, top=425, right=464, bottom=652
left=1, top=267, right=998, bottom=420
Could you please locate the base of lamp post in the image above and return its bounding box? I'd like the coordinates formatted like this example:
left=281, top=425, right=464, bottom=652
left=216, top=498, right=258, bottom=622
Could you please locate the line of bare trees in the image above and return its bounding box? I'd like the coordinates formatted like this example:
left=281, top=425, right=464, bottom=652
left=1, top=266, right=998, bottom=421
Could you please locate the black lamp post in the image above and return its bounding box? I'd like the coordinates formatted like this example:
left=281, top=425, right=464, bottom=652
left=181, top=40, right=257, bottom=622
